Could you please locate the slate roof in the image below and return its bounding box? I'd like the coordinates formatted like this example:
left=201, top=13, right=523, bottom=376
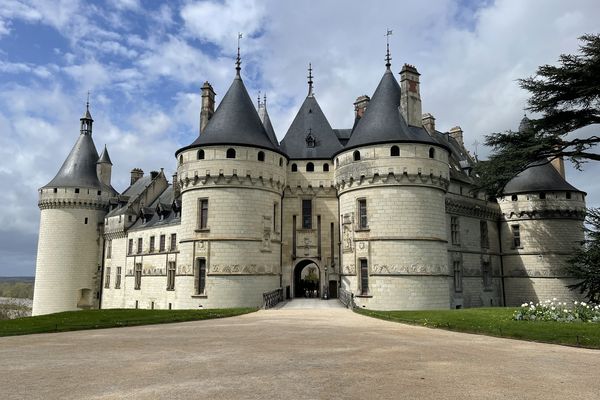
left=44, top=132, right=103, bottom=189
left=129, top=185, right=181, bottom=230
left=343, top=69, right=441, bottom=152
left=334, top=129, right=352, bottom=146
left=258, top=104, right=279, bottom=147
left=98, top=145, right=112, bottom=164
left=503, top=161, right=583, bottom=195
left=179, top=75, right=281, bottom=154
left=280, top=95, right=343, bottom=159
left=105, top=175, right=153, bottom=218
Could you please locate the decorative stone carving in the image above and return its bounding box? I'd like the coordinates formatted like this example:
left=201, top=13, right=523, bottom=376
left=371, top=263, right=447, bottom=275
left=208, top=264, right=277, bottom=275
left=342, top=264, right=356, bottom=275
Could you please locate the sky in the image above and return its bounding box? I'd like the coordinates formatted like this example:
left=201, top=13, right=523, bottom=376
left=0, top=0, right=599, bottom=276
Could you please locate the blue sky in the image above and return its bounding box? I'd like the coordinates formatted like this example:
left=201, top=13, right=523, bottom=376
left=0, top=0, right=599, bottom=276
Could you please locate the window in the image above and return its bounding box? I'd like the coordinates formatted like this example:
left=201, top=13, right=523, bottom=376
left=198, top=199, right=209, bottom=229
left=53, top=188, right=57, bottom=193
left=336, top=158, right=339, bottom=167
left=179, top=155, right=183, bottom=165
left=258, top=151, right=265, bottom=161
left=451, top=217, right=460, bottom=245
left=104, top=267, right=111, bottom=288
left=360, top=259, right=369, bottom=295
left=196, top=258, right=207, bottom=295
left=482, top=262, right=492, bottom=290
left=170, top=233, right=177, bottom=251
left=390, top=145, right=400, bottom=156
left=306, top=162, right=314, bottom=172
left=106, top=239, right=112, bottom=259
left=566, top=192, right=572, bottom=199
left=539, top=192, right=546, bottom=199
left=273, top=203, right=278, bottom=232
left=291, top=163, right=298, bottom=172
left=358, top=199, right=368, bottom=229
left=323, top=163, right=329, bottom=172
left=84, top=217, right=88, bottom=224
left=511, top=194, right=518, bottom=201
left=137, top=238, right=143, bottom=254
left=429, top=147, right=435, bottom=158
left=302, top=199, right=312, bottom=229
left=226, top=148, right=236, bottom=158
left=75, top=188, right=80, bottom=194
left=453, top=260, right=462, bottom=292
left=134, top=263, right=142, bottom=290
left=480, top=221, right=489, bottom=249
left=115, top=266, right=122, bottom=289
left=149, top=236, right=155, bottom=253
left=167, top=262, right=176, bottom=290
left=197, top=149, right=204, bottom=160
left=159, top=235, right=166, bottom=252
left=511, top=224, right=521, bottom=248
left=279, top=158, right=283, bottom=167
left=353, top=150, right=361, bottom=161
left=128, top=239, right=133, bottom=255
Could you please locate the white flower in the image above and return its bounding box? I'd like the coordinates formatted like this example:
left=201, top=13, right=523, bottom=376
left=574, top=301, right=579, bottom=305
left=582, top=302, right=587, bottom=306
left=553, top=297, right=557, bottom=301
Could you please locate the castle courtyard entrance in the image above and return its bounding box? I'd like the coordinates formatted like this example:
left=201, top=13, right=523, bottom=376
left=293, top=259, right=320, bottom=298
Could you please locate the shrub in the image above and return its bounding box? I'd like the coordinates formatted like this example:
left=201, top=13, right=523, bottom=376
left=514, top=299, right=600, bottom=323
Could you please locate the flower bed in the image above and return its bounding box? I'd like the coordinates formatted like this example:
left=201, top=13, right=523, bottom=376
left=514, top=299, right=600, bottom=323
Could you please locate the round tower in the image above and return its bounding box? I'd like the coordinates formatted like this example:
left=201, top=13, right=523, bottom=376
left=174, top=58, right=287, bottom=308
left=33, top=104, right=115, bottom=316
left=334, top=59, right=451, bottom=310
left=498, top=116, right=586, bottom=306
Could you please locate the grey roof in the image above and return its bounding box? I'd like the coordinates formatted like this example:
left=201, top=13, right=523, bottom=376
left=129, top=185, right=181, bottom=230
left=98, top=145, right=112, bottom=165
left=280, top=95, right=343, bottom=159
left=44, top=132, right=102, bottom=189
left=106, top=175, right=153, bottom=218
left=182, top=76, right=280, bottom=153
left=343, top=69, right=439, bottom=152
left=503, top=161, right=583, bottom=194
left=258, top=104, right=279, bottom=147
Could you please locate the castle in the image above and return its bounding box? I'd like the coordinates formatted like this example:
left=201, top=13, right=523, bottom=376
left=32, top=52, right=587, bottom=316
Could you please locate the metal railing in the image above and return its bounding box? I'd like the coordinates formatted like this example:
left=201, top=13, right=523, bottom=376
left=262, top=288, right=283, bottom=309
left=339, top=287, right=355, bottom=309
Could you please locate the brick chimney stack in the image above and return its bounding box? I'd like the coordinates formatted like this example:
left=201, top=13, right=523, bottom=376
left=130, top=168, right=143, bottom=186
left=400, top=64, right=422, bottom=127
left=200, top=81, right=216, bottom=133
left=353, top=95, right=370, bottom=119
left=422, top=113, right=436, bottom=135
left=449, top=126, right=464, bottom=146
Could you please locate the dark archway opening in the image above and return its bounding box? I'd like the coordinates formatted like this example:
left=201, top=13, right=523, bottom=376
left=293, top=260, right=320, bottom=298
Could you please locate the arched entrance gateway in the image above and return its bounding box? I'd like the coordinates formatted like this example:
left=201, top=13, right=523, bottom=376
left=293, top=259, right=320, bottom=298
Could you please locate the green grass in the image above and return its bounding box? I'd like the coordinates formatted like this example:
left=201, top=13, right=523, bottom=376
left=356, top=307, right=600, bottom=349
left=0, top=308, right=256, bottom=337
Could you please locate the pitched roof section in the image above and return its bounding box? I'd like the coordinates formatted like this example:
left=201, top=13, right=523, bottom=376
left=258, top=103, right=279, bottom=147
left=44, top=132, right=102, bottom=189
left=280, top=95, right=343, bottom=159
left=98, top=145, right=112, bottom=164
left=503, top=161, right=583, bottom=194
left=344, top=69, right=437, bottom=151
left=186, top=76, right=279, bottom=152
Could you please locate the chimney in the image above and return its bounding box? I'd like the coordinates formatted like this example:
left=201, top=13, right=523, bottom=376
left=353, top=95, right=370, bottom=119
left=172, top=172, right=180, bottom=198
left=422, top=113, right=436, bottom=135
left=150, top=170, right=159, bottom=180
left=400, top=64, right=422, bottom=127
left=449, top=126, right=464, bottom=146
left=550, top=157, right=566, bottom=179
left=200, top=81, right=216, bottom=133
left=130, top=168, right=143, bottom=186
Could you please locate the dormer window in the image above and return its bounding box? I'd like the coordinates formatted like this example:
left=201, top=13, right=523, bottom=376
left=226, top=148, right=236, bottom=159
left=306, top=130, right=316, bottom=148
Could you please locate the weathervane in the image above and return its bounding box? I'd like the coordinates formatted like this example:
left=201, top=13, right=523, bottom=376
left=236, top=32, right=243, bottom=75
left=385, top=29, right=393, bottom=69
left=307, top=63, right=314, bottom=96
left=86, top=90, right=90, bottom=110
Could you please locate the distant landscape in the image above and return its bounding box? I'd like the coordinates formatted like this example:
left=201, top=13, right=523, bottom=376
left=0, top=277, right=34, bottom=299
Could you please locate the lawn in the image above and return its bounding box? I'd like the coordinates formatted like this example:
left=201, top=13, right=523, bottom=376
left=0, top=308, right=256, bottom=337
left=355, top=307, right=600, bottom=349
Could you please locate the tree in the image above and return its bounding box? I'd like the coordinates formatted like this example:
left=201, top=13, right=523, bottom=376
left=567, top=208, right=600, bottom=303
left=474, top=34, right=600, bottom=196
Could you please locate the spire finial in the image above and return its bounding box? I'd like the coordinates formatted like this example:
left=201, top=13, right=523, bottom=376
left=257, top=90, right=261, bottom=108
left=236, top=32, right=242, bottom=76
left=263, top=93, right=266, bottom=106
left=307, top=63, right=314, bottom=96
left=385, top=29, right=393, bottom=70
left=86, top=90, right=90, bottom=111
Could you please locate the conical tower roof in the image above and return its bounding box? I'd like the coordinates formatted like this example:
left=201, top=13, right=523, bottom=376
left=344, top=69, right=437, bottom=151
left=183, top=75, right=280, bottom=153
left=44, top=131, right=102, bottom=189
left=503, top=161, right=583, bottom=194
left=280, top=95, right=342, bottom=159
left=98, top=145, right=112, bottom=165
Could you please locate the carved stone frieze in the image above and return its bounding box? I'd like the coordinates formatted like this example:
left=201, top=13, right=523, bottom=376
left=371, top=263, right=448, bottom=276
left=445, top=198, right=500, bottom=220
left=209, top=263, right=277, bottom=275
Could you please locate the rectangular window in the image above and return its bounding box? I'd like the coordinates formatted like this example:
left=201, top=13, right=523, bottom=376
left=167, top=262, right=176, bottom=290
left=302, top=199, right=312, bottom=229
left=115, top=267, right=122, bottom=289
left=149, top=236, right=155, bottom=253
left=134, top=263, right=142, bottom=290
left=170, top=233, right=177, bottom=251
left=360, top=259, right=369, bottom=295
left=159, top=235, right=166, bottom=252
left=482, top=262, right=492, bottom=290
left=198, top=199, right=209, bottom=229
left=128, top=239, right=133, bottom=255
left=106, top=240, right=112, bottom=259
left=512, top=224, right=521, bottom=248
left=196, top=258, right=206, bottom=295
left=273, top=203, right=278, bottom=232
left=104, top=267, right=111, bottom=288
left=451, top=217, right=460, bottom=245
left=137, top=238, right=143, bottom=254
left=453, top=260, right=463, bottom=292
left=480, top=220, right=489, bottom=249
left=358, top=199, right=368, bottom=229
